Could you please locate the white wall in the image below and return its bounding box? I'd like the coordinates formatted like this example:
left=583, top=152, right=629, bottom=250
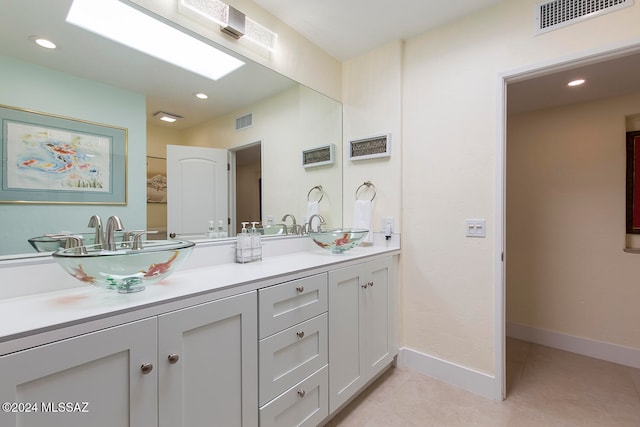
left=507, top=92, right=640, bottom=349
left=399, top=0, right=640, bottom=383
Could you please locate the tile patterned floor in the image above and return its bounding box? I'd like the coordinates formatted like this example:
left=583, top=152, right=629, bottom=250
left=324, top=339, right=640, bottom=426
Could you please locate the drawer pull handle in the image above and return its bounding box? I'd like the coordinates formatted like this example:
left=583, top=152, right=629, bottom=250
left=140, top=362, right=153, bottom=374
left=361, top=283, right=368, bottom=289
left=296, top=330, right=305, bottom=339
left=297, top=389, right=306, bottom=398
left=369, top=281, right=374, bottom=287
left=296, top=285, right=304, bottom=293
left=168, top=353, right=180, bottom=364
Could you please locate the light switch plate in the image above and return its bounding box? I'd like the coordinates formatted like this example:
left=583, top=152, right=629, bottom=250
left=465, top=219, right=486, bottom=237
left=381, top=217, right=394, bottom=234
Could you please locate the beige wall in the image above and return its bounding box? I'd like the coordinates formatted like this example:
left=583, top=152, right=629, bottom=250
left=399, top=0, right=640, bottom=376
left=507, top=93, right=640, bottom=348
left=342, top=41, right=403, bottom=235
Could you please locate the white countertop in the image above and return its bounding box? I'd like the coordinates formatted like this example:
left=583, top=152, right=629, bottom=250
left=0, top=237, right=400, bottom=355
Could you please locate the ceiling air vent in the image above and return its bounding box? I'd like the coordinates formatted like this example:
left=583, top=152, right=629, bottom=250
left=235, top=113, right=253, bottom=131
left=536, top=0, right=633, bottom=34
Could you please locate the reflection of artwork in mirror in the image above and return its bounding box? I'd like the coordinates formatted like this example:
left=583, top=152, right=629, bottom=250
left=0, top=105, right=126, bottom=204
left=626, top=130, right=640, bottom=233
left=147, top=156, right=167, bottom=203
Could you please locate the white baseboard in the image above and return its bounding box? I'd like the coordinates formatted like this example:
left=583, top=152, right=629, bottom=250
left=506, top=322, right=640, bottom=369
left=398, top=347, right=501, bottom=401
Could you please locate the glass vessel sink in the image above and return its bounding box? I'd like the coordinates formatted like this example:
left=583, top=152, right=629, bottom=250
left=308, top=229, right=369, bottom=254
left=52, top=240, right=195, bottom=293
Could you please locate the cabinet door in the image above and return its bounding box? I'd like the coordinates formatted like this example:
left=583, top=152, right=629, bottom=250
left=328, top=263, right=366, bottom=413
left=362, top=257, right=394, bottom=377
left=0, top=318, right=157, bottom=427
left=158, top=291, right=258, bottom=427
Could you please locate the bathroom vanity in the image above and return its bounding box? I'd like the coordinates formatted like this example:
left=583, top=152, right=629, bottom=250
left=0, top=237, right=400, bottom=427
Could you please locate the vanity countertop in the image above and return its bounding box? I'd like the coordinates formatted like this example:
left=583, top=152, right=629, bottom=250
left=0, top=239, right=400, bottom=354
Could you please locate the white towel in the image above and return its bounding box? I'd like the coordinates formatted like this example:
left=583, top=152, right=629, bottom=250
left=352, top=200, right=373, bottom=243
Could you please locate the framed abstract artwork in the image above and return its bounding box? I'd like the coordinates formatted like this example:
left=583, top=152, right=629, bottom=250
left=0, top=105, right=127, bottom=204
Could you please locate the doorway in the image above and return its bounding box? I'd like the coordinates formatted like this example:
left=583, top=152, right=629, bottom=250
left=499, top=44, right=640, bottom=398
left=229, top=142, right=262, bottom=236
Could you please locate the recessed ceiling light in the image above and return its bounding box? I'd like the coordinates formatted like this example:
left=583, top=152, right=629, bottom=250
left=66, top=0, right=245, bottom=80
left=30, top=36, right=57, bottom=49
left=568, top=79, right=586, bottom=87
left=194, top=92, right=209, bottom=100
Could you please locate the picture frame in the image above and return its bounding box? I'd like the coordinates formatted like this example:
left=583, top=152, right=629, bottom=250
left=146, top=156, right=167, bottom=203
left=302, top=143, right=335, bottom=168
left=0, top=105, right=127, bottom=204
left=349, top=133, right=391, bottom=161
left=626, top=130, right=640, bottom=233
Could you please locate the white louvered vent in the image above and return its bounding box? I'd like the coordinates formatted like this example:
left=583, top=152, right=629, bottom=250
left=536, top=0, right=633, bottom=34
left=235, top=113, right=253, bottom=131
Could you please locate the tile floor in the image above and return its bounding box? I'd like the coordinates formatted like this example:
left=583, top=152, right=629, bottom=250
left=324, top=338, right=640, bottom=426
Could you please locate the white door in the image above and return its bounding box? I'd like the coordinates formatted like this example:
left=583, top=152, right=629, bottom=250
left=167, top=145, right=228, bottom=237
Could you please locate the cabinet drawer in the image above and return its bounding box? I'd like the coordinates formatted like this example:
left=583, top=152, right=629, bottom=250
left=259, top=313, right=327, bottom=405
left=259, top=365, right=328, bottom=427
left=259, top=273, right=327, bottom=338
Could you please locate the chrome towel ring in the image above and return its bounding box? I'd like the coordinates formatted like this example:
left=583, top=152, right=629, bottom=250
left=355, top=181, right=376, bottom=201
left=307, top=185, right=324, bottom=203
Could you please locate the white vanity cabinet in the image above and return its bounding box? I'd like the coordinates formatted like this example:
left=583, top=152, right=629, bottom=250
left=258, top=274, right=329, bottom=427
left=0, top=318, right=158, bottom=427
left=328, top=256, right=397, bottom=413
left=158, top=291, right=258, bottom=427
left=0, top=291, right=258, bottom=427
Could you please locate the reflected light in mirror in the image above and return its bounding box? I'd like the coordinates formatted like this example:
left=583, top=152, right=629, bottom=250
left=66, top=0, right=245, bottom=80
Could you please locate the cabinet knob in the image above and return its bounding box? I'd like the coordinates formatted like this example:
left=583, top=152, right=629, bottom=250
left=296, top=285, right=304, bottom=293
left=296, top=330, right=305, bottom=339
left=169, top=232, right=176, bottom=238
left=297, top=389, right=306, bottom=398
left=168, top=353, right=180, bottom=364
left=361, top=283, right=368, bottom=289
left=140, top=362, right=154, bottom=374
left=369, top=281, right=374, bottom=287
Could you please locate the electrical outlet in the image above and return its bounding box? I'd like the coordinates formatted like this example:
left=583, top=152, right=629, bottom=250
left=381, top=217, right=394, bottom=234
left=465, top=219, right=486, bottom=237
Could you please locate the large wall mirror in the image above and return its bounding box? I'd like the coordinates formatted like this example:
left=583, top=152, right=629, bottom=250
left=0, top=0, right=343, bottom=257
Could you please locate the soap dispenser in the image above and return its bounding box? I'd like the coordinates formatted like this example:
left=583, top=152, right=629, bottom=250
left=207, top=221, right=217, bottom=238
left=236, top=222, right=251, bottom=263
left=250, top=221, right=262, bottom=261
left=217, top=220, right=227, bottom=238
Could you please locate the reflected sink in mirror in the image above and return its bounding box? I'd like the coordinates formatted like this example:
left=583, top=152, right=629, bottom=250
left=308, top=229, right=369, bottom=254
left=52, top=240, right=194, bottom=293
left=28, top=232, right=125, bottom=253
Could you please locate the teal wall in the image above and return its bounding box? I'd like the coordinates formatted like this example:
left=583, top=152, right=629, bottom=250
left=0, top=55, right=147, bottom=255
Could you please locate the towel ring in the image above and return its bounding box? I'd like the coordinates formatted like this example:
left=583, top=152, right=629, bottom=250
left=355, top=181, right=376, bottom=201
left=307, top=185, right=324, bottom=203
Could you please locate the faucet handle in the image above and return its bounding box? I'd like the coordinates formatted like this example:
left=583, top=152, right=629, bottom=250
left=64, top=235, right=87, bottom=255
left=126, top=230, right=159, bottom=250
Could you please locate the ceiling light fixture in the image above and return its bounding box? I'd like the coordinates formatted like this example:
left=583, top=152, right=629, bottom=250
left=153, top=111, right=182, bottom=123
left=568, top=79, right=586, bottom=87
left=194, top=92, right=209, bottom=100
left=66, top=0, right=245, bottom=80
left=30, top=36, right=57, bottom=49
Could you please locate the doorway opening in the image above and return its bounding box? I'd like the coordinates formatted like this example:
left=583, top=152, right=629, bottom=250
left=229, top=142, right=262, bottom=236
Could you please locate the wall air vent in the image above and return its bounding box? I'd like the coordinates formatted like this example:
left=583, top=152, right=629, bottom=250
left=235, top=113, right=253, bottom=131
left=536, top=0, right=633, bottom=34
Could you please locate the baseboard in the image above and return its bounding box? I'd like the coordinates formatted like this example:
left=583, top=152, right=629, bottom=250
left=398, top=347, right=500, bottom=401
left=506, top=322, right=640, bottom=369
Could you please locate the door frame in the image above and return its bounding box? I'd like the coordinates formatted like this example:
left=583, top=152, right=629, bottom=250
left=496, top=41, right=640, bottom=400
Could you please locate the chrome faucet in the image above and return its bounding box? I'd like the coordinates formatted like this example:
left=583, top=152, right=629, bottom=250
left=306, top=214, right=325, bottom=233
left=105, top=216, right=124, bottom=251
left=281, top=214, right=297, bottom=235
left=87, top=215, right=104, bottom=248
